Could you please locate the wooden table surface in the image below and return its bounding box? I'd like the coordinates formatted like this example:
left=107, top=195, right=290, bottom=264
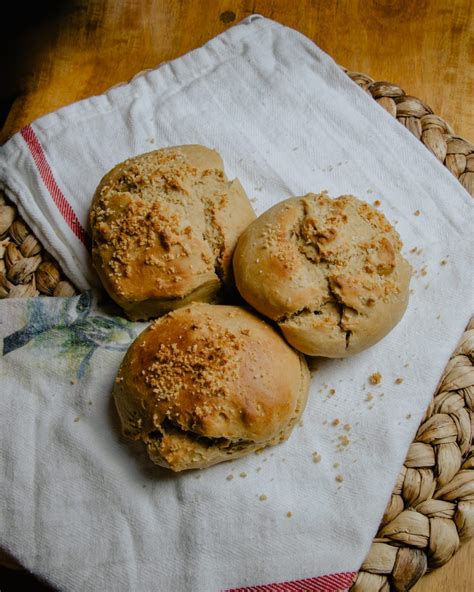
left=1, top=1, right=473, bottom=591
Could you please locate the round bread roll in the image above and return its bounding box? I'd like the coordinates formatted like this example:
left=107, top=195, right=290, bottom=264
left=233, top=192, right=411, bottom=357
left=89, top=145, right=256, bottom=320
left=113, top=303, right=310, bottom=471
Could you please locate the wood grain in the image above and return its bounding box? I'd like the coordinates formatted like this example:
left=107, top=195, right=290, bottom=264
left=413, top=537, right=474, bottom=592
left=1, top=0, right=473, bottom=143
left=1, top=1, right=473, bottom=590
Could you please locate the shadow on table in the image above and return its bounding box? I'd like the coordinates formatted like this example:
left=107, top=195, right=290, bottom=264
left=0, top=566, right=57, bottom=591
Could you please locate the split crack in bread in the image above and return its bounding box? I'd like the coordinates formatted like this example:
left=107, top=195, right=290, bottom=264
left=233, top=192, right=412, bottom=357
left=89, top=145, right=256, bottom=321
left=113, top=303, right=310, bottom=471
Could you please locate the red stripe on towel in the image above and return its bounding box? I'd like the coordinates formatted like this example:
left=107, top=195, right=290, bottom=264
left=224, top=571, right=357, bottom=592
left=20, top=124, right=89, bottom=247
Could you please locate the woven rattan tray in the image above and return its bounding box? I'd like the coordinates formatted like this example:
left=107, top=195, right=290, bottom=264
left=0, top=70, right=473, bottom=591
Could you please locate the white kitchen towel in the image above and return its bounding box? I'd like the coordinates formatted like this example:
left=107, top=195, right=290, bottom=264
left=0, top=14, right=473, bottom=592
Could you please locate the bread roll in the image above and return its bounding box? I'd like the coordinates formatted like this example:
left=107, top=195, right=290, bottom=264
left=113, top=303, right=310, bottom=471
left=89, top=145, right=255, bottom=320
left=233, top=192, right=411, bottom=357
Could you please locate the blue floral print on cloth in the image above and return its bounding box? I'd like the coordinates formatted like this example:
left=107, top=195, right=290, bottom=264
left=2, top=291, right=144, bottom=379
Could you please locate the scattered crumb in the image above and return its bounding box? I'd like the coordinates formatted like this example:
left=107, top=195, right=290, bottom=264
left=239, top=472, right=247, bottom=478
left=194, top=475, right=201, bottom=480
left=373, top=200, right=381, bottom=207
left=333, top=463, right=340, bottom=469
left=250, top=197, right=257, bottom=204
left=259, top=494, right=268, bottom=501
left=331, top=418, right=340, bottom=426
left=436, top=314, right=441, bottom=320
left=338, top=435, right=350, bottom=447
left=367, top=188, right=374, bottom=194
left=440, top=259, right=448, bottom=266
left=256, top=467, right=262, bottom=473
left=379, top=393, right=385, bottom=399
left=395, top=378, right=404, bottom=385
left=226, top=474, right=234, bottom=481
left=286, top=511, right=293, bottom=518
left=403, top=363, right=409, bottom=368
left=88, top=400, right=93, bottom=405
left=329, top=388, right=336, bottom=395
left=343, top=423, right=351, bottom=431
left=335, top=475, right=344, bottom=483
left=74, top=416, right=80, bottom=423
left=410, top=246, right=417, bottom=253
left=70, top=380, right=76, bottom=385
left=369, top=372, right=382, bottom=385
left=368, top=405, right=374, bottom=410
left=414, top=210, right=421, bottom=216
left=406, top=414, right=412, bottom=419
left=366, top=393, right=374, bottom=402
left=322, top=420, right=328, bottom=425
left=312, top=452, right=322, bottom=463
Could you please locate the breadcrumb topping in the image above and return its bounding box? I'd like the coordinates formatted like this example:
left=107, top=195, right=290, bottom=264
left=144, top=323, right=244, bottom=403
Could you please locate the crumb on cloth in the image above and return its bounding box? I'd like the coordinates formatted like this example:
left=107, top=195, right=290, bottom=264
left=369, top=372, right=382, bottom=385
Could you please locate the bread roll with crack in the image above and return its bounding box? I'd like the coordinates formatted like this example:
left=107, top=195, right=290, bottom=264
left=89, top=145, right=256, bottom=320
left=113, top=303, right=310, bottom=471
left=233, top=193, right=411, bottom=357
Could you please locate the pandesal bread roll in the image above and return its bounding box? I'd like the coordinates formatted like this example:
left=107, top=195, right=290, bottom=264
left=89, top=145, right=256, bottom=320
left=113, top=303, right=310, bottom=471
left=233, top=192, right=411, bottom=357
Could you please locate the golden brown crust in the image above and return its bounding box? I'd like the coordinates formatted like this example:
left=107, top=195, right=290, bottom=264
left=89, top=145, right=256, bottom=320
left=233, top=193, right=412, bottom=357
left=113, top=303, right=310, bottom=471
